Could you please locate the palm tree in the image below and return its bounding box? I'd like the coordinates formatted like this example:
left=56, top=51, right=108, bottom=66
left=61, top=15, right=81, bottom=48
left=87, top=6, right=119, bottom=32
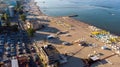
left=4, top=13, right=9, bottom=21
left=27, top=27, right=35, bottom=37
left=4, top=13, right=10, bottom=26
left=19, top=14, right=26, bottom=21
left=1, top=13, right=10, bottom=26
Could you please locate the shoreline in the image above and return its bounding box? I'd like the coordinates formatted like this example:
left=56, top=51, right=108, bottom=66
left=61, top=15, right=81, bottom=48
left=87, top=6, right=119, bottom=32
left=34, top=0, right=120, bottom=36
left=34, top=1, right=90, bottom=27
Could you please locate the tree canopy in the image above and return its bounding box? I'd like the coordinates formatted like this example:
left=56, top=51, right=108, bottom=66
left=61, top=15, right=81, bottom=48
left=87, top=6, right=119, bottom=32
left=19, top=14, right=26, bottom=21
left=0, top=13, right=10, bottom=26
left=27, top=28, right=35, bottom=37
left=1, top=13, right=9, bottom=21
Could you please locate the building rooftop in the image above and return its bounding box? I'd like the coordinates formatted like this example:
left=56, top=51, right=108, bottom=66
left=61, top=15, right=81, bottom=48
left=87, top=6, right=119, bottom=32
left=0, top=3, right=8, bottom=8
left=0, top=3, right=8, bottom=9
left=0, top=3, right=8, bottom=13
left=41, top=45, right=60, bottom=65
left=11, top=59, right=19, bottom=67
left=17, top=56, right=29, bottom=67
left=0, top=0, right=17, bottom=6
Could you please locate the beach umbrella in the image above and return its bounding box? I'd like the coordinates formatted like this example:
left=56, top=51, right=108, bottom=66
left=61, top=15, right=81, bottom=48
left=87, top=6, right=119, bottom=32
left=91, top=32, right=100, bottom=35
left=100, top=30, right=109, bottom=35
left=109, top=38, right=117, bottom=43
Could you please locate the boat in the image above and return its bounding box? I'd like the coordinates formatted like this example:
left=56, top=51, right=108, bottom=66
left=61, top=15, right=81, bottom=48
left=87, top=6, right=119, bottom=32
left=111, top=14, right=115, bottom=15
left=69, top=15, right=78, bottom=17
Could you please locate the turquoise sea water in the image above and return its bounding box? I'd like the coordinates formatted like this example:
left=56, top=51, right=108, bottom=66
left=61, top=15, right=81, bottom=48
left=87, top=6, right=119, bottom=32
left=35, top=0, right=120, bottom=35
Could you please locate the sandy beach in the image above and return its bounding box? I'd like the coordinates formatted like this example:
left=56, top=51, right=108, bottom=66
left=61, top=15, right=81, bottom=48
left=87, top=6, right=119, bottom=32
left=25, top=0, right=120, bottom=67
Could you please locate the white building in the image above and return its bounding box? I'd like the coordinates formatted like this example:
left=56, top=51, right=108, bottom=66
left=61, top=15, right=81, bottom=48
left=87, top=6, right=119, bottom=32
left=11, top=59, right=19, bottom=67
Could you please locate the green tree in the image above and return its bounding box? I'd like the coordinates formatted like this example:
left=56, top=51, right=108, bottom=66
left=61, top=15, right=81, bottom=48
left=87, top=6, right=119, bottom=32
left=6, top=21, right=11, bottom=26
left=27, top=28, right=35, bottom=37
left=1, top=13, right=10, bottom=26
left=14, top=5, right=23, bottom=14
left=1, top=14, right=5, bottom=21
left=15, top=5, right=24, bottom=14
left=19, top=14, right=26, bottom=21
left=4, top=13, right=10, bottom=26
left=11, top=25, right=18, bottom=32
left=4, top=13, right=9, bottom=21
left=1, top=13, right=9, bottom=21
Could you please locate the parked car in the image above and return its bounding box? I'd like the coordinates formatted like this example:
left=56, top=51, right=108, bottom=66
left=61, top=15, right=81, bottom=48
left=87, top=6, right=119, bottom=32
left=11, top=52, right=16, bottom=56
left=5, top=52, right=11, bottom=57
left=26, top=48, right=31, bottom=53
left=18, top=51, right=24, bottom=55
left=31, top=46, right=36, bottom=53
left=0, top=40, right=5, bottom=44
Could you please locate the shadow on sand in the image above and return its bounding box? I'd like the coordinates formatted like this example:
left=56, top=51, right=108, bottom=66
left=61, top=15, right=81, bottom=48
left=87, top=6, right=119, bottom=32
left=33, top=32, right=49, bottom=41
left=91, top=59, right=108, bottom=67
left=60, top=56, right=85, bottom=67
left=47, top=37, right=64, bottom=45
left=32, top=32, right=64, bottom=45
left=38, top=24, right=60, bottom=33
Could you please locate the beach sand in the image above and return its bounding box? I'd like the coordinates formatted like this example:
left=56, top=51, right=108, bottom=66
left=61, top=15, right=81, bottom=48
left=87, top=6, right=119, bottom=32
left=26, top=0, right=120, bottom=67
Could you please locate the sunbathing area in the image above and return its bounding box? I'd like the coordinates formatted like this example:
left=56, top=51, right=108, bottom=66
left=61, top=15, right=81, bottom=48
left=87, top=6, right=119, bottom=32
left=90, top=26, right=120, bottom=55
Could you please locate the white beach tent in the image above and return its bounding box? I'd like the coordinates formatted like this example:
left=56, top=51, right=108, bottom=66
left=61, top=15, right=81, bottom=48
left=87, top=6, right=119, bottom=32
left=11, top=59, right=19, bottom=67
left=101, top=46, right=108, bottom=50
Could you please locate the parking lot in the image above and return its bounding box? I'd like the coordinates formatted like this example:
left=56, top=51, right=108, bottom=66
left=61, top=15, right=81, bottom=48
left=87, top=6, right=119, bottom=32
left=0, top=30, right=33, bottom=62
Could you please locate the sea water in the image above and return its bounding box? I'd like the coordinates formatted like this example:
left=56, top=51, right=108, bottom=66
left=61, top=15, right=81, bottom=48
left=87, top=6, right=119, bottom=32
left=35, top=0, right=120, bottom=35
